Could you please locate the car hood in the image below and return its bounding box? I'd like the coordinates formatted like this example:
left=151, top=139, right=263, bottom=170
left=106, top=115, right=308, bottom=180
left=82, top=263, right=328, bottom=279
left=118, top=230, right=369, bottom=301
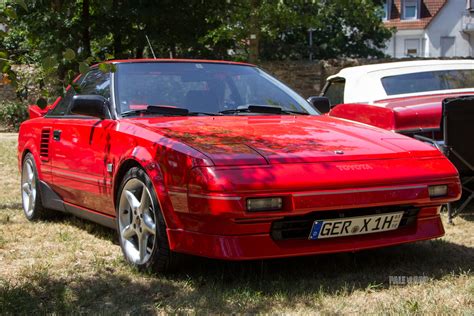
left=130, top=115, right=441, bottom=166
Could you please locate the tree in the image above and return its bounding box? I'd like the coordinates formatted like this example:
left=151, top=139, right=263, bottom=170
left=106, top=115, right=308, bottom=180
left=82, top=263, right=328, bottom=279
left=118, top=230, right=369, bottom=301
left=205, top=0, right=392, bottom=61
left=0, top=0, right=27, bottom=88
left=305, top=0, right=391, bottom=59
left=1, top=0, right=392, bottom=104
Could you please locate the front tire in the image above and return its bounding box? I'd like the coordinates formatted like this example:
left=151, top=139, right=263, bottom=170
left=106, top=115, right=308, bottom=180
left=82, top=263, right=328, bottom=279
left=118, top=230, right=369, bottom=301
left=116, top=167, right=175, bottom=273
left=21, top=153, right=53, bottom=220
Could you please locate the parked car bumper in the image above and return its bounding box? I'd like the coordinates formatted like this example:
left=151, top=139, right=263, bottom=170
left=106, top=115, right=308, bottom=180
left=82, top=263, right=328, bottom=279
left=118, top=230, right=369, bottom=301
left=162, top=158, right=459, bottom=260
left=167, top=214, right=444, bottom=260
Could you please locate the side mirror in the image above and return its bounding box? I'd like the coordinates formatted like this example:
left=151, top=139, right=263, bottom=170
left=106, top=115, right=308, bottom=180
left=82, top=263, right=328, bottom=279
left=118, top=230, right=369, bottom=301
left=28, top=105, right=49, bottom=119
left=307, top=96, right=331, bottom=114
left=70, top=95, right=110, bottom=119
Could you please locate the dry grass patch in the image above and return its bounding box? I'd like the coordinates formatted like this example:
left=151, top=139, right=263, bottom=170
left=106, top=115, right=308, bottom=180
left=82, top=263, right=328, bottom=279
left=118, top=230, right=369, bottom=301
left=0, top=133, right=473, bottom=314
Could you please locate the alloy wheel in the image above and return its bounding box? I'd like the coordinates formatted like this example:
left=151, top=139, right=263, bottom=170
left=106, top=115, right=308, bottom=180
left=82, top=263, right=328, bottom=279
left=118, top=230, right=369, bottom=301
left=21, top=159, right=36, bottom=217
left=118, top=178, right=157, bottom=265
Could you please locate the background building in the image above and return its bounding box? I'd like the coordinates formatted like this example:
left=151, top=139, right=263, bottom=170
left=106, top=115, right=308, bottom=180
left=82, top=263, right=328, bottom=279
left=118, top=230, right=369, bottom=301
left=383, top=0, right=474, bottom=58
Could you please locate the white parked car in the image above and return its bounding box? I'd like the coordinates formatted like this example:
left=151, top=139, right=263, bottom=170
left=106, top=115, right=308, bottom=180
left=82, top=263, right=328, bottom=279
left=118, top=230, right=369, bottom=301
left=322, top=59, right=474, bottom=107
left=317, top=60, right=474, bottom=135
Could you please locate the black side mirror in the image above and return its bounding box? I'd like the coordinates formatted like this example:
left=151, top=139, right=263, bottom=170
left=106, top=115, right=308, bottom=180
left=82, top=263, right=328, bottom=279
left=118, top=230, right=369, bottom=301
left=70, top=95, right=110, bottom=119
left=307, top=96, right=331, bottom=114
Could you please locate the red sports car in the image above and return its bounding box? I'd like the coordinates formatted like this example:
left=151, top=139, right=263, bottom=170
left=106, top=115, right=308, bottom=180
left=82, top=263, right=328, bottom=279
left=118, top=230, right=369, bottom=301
left=18, top=59, right=461, bottom=272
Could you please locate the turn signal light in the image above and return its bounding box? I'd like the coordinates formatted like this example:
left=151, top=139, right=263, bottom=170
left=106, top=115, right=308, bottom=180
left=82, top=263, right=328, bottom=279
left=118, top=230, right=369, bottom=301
left=247, top=197, right=282, bottom=212
left=428, top=185, right=448, bottom=198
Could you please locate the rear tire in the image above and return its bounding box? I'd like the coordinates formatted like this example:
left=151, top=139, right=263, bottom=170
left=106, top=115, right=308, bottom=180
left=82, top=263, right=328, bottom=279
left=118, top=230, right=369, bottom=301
left=21, top=153, right=54, bottom=220
left=116, top=167, right=178, bottom=273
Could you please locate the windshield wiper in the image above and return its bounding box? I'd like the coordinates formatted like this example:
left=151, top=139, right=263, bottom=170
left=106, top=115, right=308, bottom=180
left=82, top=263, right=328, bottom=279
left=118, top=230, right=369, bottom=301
left=187, top=111, right=222, bottom=116
left=219, top=105, right=308, bottom=115
left=281, top=109, right=310, bottom=115
left=121, top=105, right=219, bottom=117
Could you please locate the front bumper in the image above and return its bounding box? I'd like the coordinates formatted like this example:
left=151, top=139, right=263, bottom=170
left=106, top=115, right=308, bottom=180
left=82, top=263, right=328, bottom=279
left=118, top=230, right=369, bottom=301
left=167, top=215, right=444, bottom=260
left=161, top=157, right=459, bottom=260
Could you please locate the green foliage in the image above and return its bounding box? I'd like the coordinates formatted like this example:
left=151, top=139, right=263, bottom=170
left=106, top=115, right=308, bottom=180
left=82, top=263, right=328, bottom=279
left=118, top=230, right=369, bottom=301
left=0, top=100, right=29, bottom=131
left=305, top=0, right=392, bottom=59
left=0, top=0, right=29, bottom=89
left=4, top=0, right=392, bottom=65
left=63, top=48, right=76, bottom=61
left=206, top=0, right=392, bottom=61
left=79, top=62, right=89, bottom=74
left=0, top=0, right=392, bottom=104
left=0, top=0, right=95, bottom=101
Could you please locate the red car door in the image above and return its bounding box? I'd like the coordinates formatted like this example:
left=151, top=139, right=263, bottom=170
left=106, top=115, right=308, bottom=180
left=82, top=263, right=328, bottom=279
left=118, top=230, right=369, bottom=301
left=49, top=70, right=116, bottom=216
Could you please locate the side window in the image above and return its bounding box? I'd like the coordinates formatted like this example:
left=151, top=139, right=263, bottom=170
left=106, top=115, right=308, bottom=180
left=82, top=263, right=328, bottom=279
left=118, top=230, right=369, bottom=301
left=323, top=79, right=345, bottom=107
left=48, top=70, right=110, bottom=117
left=79, top=70, right=111, bottom=98
left=48, top=86, right=76, bottom=116
left=48, top=75, right=85, bottom=116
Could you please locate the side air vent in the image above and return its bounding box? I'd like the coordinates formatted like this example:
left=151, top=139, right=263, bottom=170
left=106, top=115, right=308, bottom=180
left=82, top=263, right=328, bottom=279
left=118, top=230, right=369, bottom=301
left=40, top=128, right=51, bottom=161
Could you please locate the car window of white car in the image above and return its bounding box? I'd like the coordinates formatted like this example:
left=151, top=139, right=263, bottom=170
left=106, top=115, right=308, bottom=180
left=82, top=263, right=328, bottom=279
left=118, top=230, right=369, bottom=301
left=381, top=70, right=474, bottom=96
left=323, top=78, right=345, bottom=107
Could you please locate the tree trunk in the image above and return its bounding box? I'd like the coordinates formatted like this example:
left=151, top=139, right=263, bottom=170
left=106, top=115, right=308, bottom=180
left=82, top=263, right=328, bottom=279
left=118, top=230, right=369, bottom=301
left=112, top=0, right=123, bottom=58
left=113, top=34, right=123, bottom=58
left=81, top=0, right=91, bottom=57
left=248, top=0, right=260, bottom=63
left=136, top=46, right=144, bottom=59
left=51, top=0, right=62, bottom=11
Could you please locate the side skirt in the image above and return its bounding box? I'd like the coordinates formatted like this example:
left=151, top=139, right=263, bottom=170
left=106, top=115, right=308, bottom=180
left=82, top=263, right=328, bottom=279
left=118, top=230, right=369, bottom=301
left=64, top=203, right=116, bottom=229
left=39, top=180, right=117, bottom=230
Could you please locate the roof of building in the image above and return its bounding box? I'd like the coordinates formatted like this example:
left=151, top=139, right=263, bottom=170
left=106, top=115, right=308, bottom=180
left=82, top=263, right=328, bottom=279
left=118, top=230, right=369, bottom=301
left=384, top=0, right=448, bottom=30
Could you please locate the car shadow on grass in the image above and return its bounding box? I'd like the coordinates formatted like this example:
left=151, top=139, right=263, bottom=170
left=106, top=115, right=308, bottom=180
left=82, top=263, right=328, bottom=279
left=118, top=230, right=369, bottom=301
left=171, top=238, right=474, bottom=298
left=45, top=213, right=119, bottom=244
left=0, top=268, right=185, bottom=314
left=2, top=221, right=473, bottom=314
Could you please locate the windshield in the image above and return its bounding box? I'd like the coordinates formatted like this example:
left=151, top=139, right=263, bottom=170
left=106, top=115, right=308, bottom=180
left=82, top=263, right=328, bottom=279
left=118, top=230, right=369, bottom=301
left=381, top=69, right=474, bottom=96
left=115, top=62, right=316, bottom=116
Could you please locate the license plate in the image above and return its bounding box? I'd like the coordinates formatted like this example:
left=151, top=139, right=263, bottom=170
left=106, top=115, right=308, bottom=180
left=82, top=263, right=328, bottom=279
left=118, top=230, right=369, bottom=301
left=309, top=212, right=403, bottom=240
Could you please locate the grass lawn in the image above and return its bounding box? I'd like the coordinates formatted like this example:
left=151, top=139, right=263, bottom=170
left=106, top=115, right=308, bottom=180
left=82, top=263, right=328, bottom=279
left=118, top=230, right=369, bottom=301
left=0, top=133, right=473, bottom=314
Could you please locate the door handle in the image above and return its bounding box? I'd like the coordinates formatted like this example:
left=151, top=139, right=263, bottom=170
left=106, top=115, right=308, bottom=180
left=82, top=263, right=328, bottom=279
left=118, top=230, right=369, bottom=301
left=53, top=130, right=61, bottom=141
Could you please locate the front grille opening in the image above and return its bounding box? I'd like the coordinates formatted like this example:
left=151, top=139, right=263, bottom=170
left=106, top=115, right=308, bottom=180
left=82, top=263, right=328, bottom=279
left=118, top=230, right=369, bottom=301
left=270, top=206, right=419, bottom=240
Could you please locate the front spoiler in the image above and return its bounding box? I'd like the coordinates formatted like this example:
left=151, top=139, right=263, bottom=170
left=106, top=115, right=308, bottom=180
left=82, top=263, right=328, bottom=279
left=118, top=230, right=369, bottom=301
left=167, top=216, right=444, bottom=260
